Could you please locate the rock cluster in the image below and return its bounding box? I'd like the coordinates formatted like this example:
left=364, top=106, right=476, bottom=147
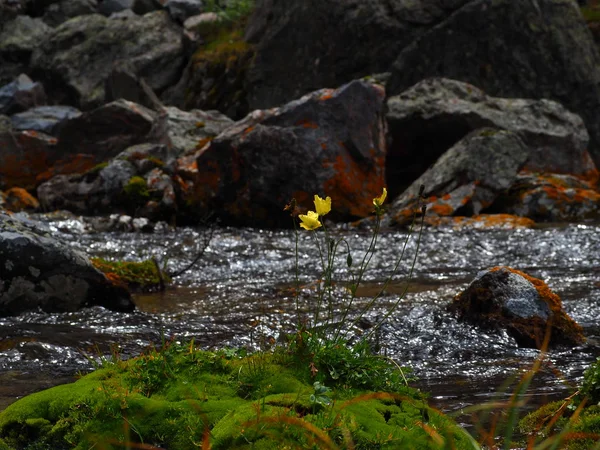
left=1, top=0, right=600, bottom=316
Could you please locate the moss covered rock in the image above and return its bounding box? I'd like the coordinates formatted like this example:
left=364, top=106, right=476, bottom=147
left=0, top=343, right=473, bottom=449
left=90, top=258, right=168, bottom=292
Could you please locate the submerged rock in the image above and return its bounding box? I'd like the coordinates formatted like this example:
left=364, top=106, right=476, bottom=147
left=449, top=266, right=584, bottom=348
left=0, top=211, right=134, bottom=316
left=177, top=79, right=387, bottom=227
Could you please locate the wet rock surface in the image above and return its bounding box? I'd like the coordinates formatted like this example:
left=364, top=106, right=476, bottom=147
left=0, top=211, right=134, bottom=316
left=449, top=266, right=585, bottom=348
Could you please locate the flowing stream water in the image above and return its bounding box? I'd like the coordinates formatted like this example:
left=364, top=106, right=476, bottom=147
left=1, top=217, right=599, bottom=433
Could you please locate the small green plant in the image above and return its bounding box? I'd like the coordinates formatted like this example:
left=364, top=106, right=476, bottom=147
left=204, top=0, right=255, bottom=23
left=310, top=381, right=332, bottom=408
left=580, top=357, right=600, bottom=405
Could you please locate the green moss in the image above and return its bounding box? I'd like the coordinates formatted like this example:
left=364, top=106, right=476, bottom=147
left=0, top=343, right=472, bottom=450
left=90, top=257, right=169, bottom=292
left=83, top=161, right=109, bottom=177
left=581, top=6, right=600, bottom=23
left=122, top=176, right=149, bottom=206
left=192, top=28, right=252, bottom=66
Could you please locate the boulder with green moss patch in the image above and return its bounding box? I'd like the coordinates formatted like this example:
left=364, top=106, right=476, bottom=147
left=0, top=210, right=133, bottom=316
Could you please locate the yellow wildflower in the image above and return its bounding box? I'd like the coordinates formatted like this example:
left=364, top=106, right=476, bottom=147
left=299, top=210, right=322, bottom=230
left=373, top=187, right=387, bottom=208
left=313, top=194, right=331, bottom=217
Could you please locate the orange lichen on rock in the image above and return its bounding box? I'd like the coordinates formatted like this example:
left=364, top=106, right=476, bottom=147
left=195, top=137, right=214, bottom=150
left=428, top=202, right=454, bottom=216
left=295, top=119, right=319, bottom=129
left=491, top=266, right=585, bottom=346
left=322, top=153, right=385, bottom=218
left=3, top=187, right=40, bottom=212
left=431, top=214, right=535, bottom=229
left=35, top=154, right=97, bottom=185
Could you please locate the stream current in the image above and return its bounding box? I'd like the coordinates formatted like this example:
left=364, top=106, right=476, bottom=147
left=1, top=218, right=599, bottom=430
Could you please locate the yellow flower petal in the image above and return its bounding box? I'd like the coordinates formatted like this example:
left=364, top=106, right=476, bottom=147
left=313, top=195, right=331, bottom=217
left=299, top=210, right=322, bottom=230
left=373, top=187, right=387, bottom=207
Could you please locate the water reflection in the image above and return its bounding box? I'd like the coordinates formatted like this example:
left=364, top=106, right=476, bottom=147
left=1, top=220, right=599, bottom=413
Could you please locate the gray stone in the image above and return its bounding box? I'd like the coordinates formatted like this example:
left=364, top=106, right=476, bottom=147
left=386, top=78, right=593, bottom=197
left=10, top=105, right=81, bottom=134
left=244, top=0, right=470, bottom=111
left=0, top=74, right=46, bottom=115
left=97, top=0, right=132, bottom=15
left=0, top=210, right=133, bottom=315
left=449, top=266, right=584, bottom=348
left=42, top=0, right=98, bottom=26
left=55, top=99, right=156, bottom=162
left=388, top=127, right=529, bottom=226
left=31, top=11, right=185, bottom=109
left=166, top=0, right=203, bottom=23
left=386, top=0, right=600, bottom=172
left=150, top=106, right=234, bottom=159
left=0, top=15, right=52, bottom=53
left=37, top=159, right=137, bottom=214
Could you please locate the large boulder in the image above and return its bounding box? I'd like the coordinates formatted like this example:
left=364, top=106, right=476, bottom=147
left=386, top=0, right=600, bottom=170
left=0, top=16, right=52, bottom=85
left=41, top=0, right=99, bottom=27
left=55, top=99, right=156, bottom=159
left=386, top=77, right=595, bottom=197
left=388, top=128, right=529, bottom=226
left=30, top=11, right=185, bottom=109
left=176, top=79, right=387, bottom=227
left=243, top=0, right=470, bottom=111
left=0, top=211, right=134, bottom=316
left=449, top=266, right=585, bottom=348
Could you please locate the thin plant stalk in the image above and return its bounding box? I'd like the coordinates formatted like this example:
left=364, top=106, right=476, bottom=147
left=365, top=206, right=426, bottom=339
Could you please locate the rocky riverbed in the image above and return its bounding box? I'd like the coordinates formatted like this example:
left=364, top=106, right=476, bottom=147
left=0, top=219, right=598, bottom=431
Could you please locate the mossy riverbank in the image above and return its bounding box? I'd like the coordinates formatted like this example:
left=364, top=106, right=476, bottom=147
left=0, top=339, right=474, bottom=449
